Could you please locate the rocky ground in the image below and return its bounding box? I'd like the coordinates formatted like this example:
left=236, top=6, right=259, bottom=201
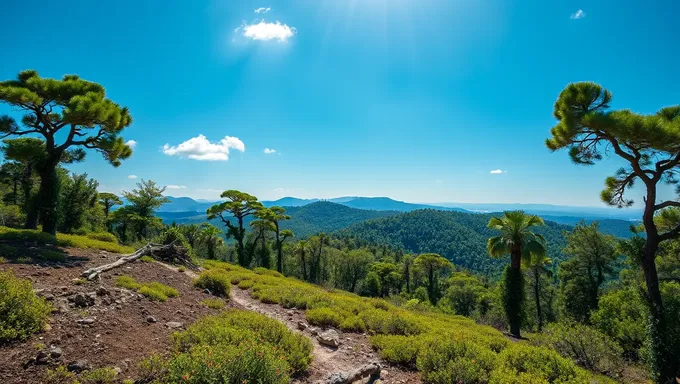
left=1, top=245, right=421, bottom=383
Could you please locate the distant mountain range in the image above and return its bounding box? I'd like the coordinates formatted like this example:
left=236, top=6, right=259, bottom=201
left=155, top=195, right=640, bottom=238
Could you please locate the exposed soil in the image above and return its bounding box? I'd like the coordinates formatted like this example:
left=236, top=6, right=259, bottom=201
left=0, top=246, right=224, bottom=383
left=1, top=244, right=421, bottom=383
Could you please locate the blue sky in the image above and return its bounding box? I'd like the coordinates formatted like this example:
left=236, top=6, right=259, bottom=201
left=1, top=0, right=679, bottom=206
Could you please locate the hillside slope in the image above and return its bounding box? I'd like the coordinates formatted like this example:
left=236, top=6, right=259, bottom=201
left=157, top=201, right=399, bottom=238
left=338, top=209, right=571, bottom=275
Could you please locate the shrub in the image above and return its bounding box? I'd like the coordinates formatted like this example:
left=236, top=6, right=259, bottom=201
left=45, top=366, right=78, bottom=384
left=201, top=298, right=226, bottom=309
left=57, top=233, right=134, bottom=253
left=306, top=307, right=342, bottom=328
left=146, top=282, right=179, bottom=298
left=139, top=255, right=155, bottom=263
left=172, top=310, right=312, bottom=374
left=86, top=231, right=117, bottom=243
left=80, top=367, right=117, bottom=384
left=193, top=270, right=231, bottom=297
left=0, top=270, right=51, bottom=343
left=372, top=335, right=422, bottom=367
left=137, top=353, right=169, bottom=384
left=238, top=278, right=255, bottom=289
left=417, top=334, right=497, bottom=383
left=115, top=275, right=141, bottom=290
left=339, top=315, right=366, bottom=332
left=532, top=321, right=624, bottom=377
left=490, top=344, right=590, bottom=384
left=138, top=285, right=169, bottom=302
left=590, top=286, right=647, bottom=359
left=165, top=344, right=289, bottom=384
left=177, top=266, right=186, bottom=272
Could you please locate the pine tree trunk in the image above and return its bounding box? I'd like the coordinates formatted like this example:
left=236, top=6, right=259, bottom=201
left=534, top=266, right=543, bottom=332
left=506, top=249, right=524, bottom=338
left=35, top=161, right=60, bottom=235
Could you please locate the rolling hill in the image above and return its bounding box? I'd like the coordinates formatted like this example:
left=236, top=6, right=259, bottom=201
left=337, top=209, right=573, bottom=275
left=157, top=201, right=399, bottom=238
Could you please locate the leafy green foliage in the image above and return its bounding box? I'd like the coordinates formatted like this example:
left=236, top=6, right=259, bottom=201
left=306, top=307, right=342, bottom=328
left=0, top=270, right=51, bottom=343
left=193, top=269, right=231, bottom=297
left=339, top=209, right=569, bottom=275
left=201, top=298, right=226, bottom=309
left=80, top=367, right=117, bottom=384
left=532, top=321, right=624, bottom=377
left=114, top=275, right=178, bottom=302
left=58, top=173, right=99, bottom=233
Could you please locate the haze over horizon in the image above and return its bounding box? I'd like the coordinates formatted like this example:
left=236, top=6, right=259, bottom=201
left=2, top=0, right=678, bottom=207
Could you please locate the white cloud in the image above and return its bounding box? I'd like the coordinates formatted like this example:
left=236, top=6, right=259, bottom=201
left=254, top=7, right=271, bottom=14
left=241, top=20, right=295, bottom=42
left=264, top=148, right=277, bottom=154
left=125, top=139, right=137, bottom=148
left=166, top=185, right=187, bottom=189
left=570, top=9, right=586, bottom=19
left=490, top=169, right=507, bottom=174
left=128, top=175, right=138, bottom=179
left=162, top=134, right=245, bottom=161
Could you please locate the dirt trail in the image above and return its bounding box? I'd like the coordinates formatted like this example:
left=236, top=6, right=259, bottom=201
left=158, top=261, right=420, bottom=383
left=229, top=285, right=420, bottom=384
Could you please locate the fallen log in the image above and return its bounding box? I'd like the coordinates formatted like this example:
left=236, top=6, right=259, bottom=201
left=81, top=242, right=197, bottom=280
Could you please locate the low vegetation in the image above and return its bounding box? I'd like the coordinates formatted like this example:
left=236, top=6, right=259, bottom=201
left=200, top=298, right=226, bottom=309
left=114, top=275, right=178, bottom=302
left=193, top=269, right=231, bottom=297
left=0, top=270, right=51, bottom=343
left=203, top=260, right=614, bottom=383
left=0, top=226, right=134, bottom=254
left=137, top=309, right=312, bottom=383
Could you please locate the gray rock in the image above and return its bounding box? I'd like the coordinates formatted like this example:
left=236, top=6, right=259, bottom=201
left=96, top=286, right=109, bottom=296
left=297, top=321, right=309, bottom=331
left=67, top=359, right=90, bottom=373
left=317, top=329, right=341, bottom=348
left=326, top=363, right=381, bottom=384
left=165, top=321, right=183, bottom=329
left=49, top=345, right=63, bottom=358
left=35, top=350, right=49, bottom=364
left=146, top=316, right=157, bottom=323
left=77, top=318, right=95, bottom=325
left=309, top=327, right=320, bottom=336
left=72, top=293, right=95, bottom=307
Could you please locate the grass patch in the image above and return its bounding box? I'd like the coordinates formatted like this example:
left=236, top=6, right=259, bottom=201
left=0, top=270, right=51, bottom=343
left=193, top=269, right=231, bottom=297
left=139, top=255, right=155, bottom=263
left=200, top=261, right=615, bottom=384
left=80, top=367, right=118, bottom=384
left=85, top=231, right=117, bottom=243
left=72, top=277, right=88, bottom=286
left=177, top=266, right=186, bottom=272
left=115, top=275, right=178, bottom=302
left=201, top=298, right=226, bottom=309
left=237, top=278, right=255, bottom=289
left=0, top=226, right=134, bottom=254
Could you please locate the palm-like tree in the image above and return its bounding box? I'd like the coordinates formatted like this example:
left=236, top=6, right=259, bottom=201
left=487, top=211, right=546, bottom=338
left=199, top=224, right=224, bottom=260
left=294, top=240, right=309, bottom=281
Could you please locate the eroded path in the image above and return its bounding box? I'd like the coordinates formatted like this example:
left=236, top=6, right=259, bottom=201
left=229, top=284, right=421, bottom=384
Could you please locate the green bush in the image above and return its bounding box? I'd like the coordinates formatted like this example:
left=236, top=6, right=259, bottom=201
left=115, top=275, right=141, bottom=290
left=172, top=309, right=312, bottom=374
left=339, top=315, right=366, bottom=332
left=532, top=321, right=624, bottom=377
left=201, top=298, right=226, bottom=309
left=193, top=270, right=231, bottom=297
left=237, top=278, right=255, bottom=289
left=0, top=270, right=51, bottom=343
left=45, top=366, right=78, bottom=384
left=86, top=231, right=117, bottom=243
left=146, top=282, right=179, bottom=298
left=165, top=344, right=289, bottom=384
left=139, top=255, right=155, bottom=263
left=138, top=285, right=169, bottom=302
left=489, top=344, right=590, bottom=384
left=137, top=353, right=169, bottom=384
left=80, top=367, right=117, bottom=384
left=306, top=307, right=342, bottom=328
left=417, top=334, right=497, bottom=384
left=371, top=335, right=422, bottom=367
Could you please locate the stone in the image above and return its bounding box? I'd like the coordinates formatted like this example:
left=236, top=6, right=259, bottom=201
left=317, top=329, right=341, bottom=348
left=67, top=359, right=90, bottom=373
left=72, top=293, right=95, bottom=308
left=96, top=286, right=109, bottom=296
left=310, top=327, right=320, bottom=336
left=35, top=350, right=49, bottom=364
left=297, top=321, right=308, bottom=331
left=77, top=318, right=95, bottom=325
left=326, top=363, right=381, bottom=384
left=146, top=316, right=157, bottom=323
left=203, top=288, right=212, bottom=295
left=49, top=345, right=63, bottom=358
left=165, top=321, right=183, bottom=329
left=43, top=293, right=55, bottom=301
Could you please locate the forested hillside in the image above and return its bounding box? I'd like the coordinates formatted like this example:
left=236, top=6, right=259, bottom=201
left=338, top=209, right=571, bottom=275
left=158, top=201, right=399, bottom=238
